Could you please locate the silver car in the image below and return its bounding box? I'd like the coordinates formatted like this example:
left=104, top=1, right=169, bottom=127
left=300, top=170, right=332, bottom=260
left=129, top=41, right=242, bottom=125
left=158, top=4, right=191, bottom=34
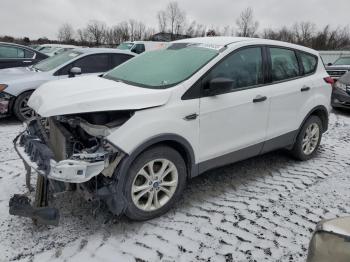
left=0, top=48, right=135, bottom=121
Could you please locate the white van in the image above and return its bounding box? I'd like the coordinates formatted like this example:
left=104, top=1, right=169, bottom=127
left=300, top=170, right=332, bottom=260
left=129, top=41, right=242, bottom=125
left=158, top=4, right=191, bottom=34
left=117, top=41, right=169, bottom=54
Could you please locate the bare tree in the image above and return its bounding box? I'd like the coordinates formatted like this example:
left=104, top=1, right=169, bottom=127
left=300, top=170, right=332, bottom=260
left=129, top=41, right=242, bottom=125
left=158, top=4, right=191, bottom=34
left=135, top=21, right=146, bottom=40
left=77, top=28, right=89, bottom=45
left=57, top=23, right=74, bottom=42
left=117, top=21, right=130, bottom=42
left=236, top=7, right=259, bottom=37
left=166, top=1, right=186, bottom=37
left=157, top=10, right=168, bottom=32
left=85, top=20, right=107, bottom=46
left=293, top=22, right=316, bottom=46
left=128, top=19, right=138, bottom=41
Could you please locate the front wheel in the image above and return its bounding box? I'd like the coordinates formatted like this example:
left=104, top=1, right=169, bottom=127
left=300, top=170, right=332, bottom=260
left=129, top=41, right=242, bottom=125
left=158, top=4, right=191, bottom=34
left=124, top=145, right=187, bottom=220
left=291, top=115, right=323, bottom=161
left=13, top=91, right=35, bottom=122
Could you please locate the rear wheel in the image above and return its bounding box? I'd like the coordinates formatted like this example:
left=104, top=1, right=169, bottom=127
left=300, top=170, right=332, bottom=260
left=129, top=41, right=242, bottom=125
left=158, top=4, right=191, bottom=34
left=291, top=115, right=323, bottom=161
left=124, top=146, right=187, bottom=220
left=13, top=91, right=35, bottom=122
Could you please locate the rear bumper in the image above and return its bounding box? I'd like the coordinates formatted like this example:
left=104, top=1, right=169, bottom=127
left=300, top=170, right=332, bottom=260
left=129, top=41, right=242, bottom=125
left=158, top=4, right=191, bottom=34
left=332, top=88, right=350, bottom=109
left=15, top=132, right=109, bottom=183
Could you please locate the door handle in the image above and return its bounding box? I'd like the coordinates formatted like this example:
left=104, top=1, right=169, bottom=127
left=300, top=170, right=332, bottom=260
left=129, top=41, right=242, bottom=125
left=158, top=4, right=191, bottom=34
left=301, top=86, right=311, bottom=92
left=23, top=60, right=32, bottom=63
left=253, top=95, right=267, bottom=103
left=184, top=113, right=198, bottom=121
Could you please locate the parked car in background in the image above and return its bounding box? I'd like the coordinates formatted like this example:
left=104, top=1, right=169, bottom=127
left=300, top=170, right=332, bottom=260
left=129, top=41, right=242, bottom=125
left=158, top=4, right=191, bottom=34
left=0, top=48, right=135, bottom=121
left=332, top=71, right=350, bottom=109
left=326, top=56, right=350, bottom=79
left=36, top=44, right=78, bottom=57
left=0, top=42, right=48, bottom=69
left=307, top=216, right=350, bottom=262
left=12, top=37, right=332, bottom=223
left=117, top=41, right=168, bottom=54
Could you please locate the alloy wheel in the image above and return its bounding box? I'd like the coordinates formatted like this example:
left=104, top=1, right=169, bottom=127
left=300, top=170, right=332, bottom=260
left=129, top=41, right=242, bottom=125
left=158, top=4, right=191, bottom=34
left=302, top=123, right=320, bottom=155
left=131, top=159, right=178, bottom=211
left=19, top=95, right=35, bottom=121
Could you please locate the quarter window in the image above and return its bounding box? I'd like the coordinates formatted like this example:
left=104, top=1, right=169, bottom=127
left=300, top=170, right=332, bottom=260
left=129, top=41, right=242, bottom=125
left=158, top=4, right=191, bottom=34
left=299, top=52, right=317, bottom=75
left=270, top=48, right=299, bottom=82
left=203, top=47, right=264, bottom=94
left=24, top=49, right=34, bottom=58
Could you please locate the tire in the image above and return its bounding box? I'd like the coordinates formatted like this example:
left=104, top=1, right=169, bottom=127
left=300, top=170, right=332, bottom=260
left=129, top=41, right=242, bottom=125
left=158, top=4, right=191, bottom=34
left=291, top=115, right=323, bottom=161
left=124, top=145, right=187, bottom=221
left=13, top=91, right=35, bottom=122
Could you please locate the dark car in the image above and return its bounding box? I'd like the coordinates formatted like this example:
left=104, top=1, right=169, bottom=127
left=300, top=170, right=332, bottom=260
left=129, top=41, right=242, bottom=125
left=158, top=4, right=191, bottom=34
left=332, top=71, right=350, bottom=109
left=0, top=42, right=48, bottom=69
left=325, top=57, right=350, bottom=80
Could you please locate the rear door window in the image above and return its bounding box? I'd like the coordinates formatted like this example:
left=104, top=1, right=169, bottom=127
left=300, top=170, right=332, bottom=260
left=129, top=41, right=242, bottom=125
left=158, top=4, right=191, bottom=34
left=299, top=52, right=317, bottom=75
left=73, top=54, right=110, bottom=73
left=269, top=48, right=300, bottom=82
left=0, top=45, right=25, bottom=58
left=110, top=54, right=134, bottom=69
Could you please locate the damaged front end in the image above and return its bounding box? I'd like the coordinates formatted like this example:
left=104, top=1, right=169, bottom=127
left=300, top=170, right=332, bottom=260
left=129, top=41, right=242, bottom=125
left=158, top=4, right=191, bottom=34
left=10, top=111, right=133, bottom=225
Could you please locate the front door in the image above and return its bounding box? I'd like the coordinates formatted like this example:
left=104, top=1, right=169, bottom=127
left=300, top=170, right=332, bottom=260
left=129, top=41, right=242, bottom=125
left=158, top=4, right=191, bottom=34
left=198, top=47, right=270, bottom=170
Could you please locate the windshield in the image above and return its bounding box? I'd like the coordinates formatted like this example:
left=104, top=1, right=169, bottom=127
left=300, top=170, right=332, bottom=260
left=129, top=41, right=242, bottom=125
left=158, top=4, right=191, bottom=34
left=334, top=57, right=350, bottom=65
left=104, top=43, right=219, bottom=88
left=33, top=50, right=81, bottom=72
left=40, top=47, right=62, bottom=54
left=117, top=42, right=134, bottom=50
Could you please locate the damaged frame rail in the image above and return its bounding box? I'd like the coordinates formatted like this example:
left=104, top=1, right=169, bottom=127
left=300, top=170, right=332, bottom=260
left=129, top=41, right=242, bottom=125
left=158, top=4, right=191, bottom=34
left=9, top=125, right=120, bottom=226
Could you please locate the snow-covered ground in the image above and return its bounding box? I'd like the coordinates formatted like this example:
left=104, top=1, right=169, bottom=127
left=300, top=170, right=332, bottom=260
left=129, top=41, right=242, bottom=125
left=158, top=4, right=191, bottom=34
left=1, top=111, right=350, bottom=262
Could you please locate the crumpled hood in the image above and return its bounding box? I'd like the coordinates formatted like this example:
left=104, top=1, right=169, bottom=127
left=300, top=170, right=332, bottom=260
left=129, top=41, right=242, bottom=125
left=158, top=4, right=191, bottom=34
left=0, top=67, right=39, bottom=83
left=28, top=76, right=173, bottom=117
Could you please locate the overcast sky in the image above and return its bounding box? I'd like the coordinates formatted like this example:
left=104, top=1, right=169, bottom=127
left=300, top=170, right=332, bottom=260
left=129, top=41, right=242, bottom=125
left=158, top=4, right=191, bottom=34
left=0, top=0, right=349, bottom=39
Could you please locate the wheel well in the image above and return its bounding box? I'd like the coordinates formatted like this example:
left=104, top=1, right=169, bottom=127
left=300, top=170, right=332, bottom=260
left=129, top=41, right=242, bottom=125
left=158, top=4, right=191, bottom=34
left=137, top=140, right=194, bottom=180
left=12, top=90, right=34, bottom=107
left=309, top=107, right=329, bottom=132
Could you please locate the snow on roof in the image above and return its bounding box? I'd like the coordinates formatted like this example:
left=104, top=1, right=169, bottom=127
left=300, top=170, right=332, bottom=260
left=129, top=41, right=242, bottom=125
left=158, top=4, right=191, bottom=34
left=173, top=36, right=318, bottom=55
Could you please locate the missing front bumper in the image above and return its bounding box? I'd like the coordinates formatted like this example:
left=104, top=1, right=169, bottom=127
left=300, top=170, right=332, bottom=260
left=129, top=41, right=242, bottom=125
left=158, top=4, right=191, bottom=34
left=15, top=132, right=109, bottom=184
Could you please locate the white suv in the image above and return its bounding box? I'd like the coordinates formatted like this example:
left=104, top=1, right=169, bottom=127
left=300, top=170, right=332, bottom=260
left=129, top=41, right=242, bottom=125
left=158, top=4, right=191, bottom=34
left=14, top=37, right=332, bottom=221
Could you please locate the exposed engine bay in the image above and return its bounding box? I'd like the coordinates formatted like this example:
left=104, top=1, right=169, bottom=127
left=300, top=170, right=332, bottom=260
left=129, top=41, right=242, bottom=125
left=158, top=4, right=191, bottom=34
left=10, top=111, right=134, bottom=225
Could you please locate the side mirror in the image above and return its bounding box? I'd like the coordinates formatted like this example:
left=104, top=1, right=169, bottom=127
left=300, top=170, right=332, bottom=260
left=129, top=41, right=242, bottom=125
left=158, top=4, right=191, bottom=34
left=327, top=63, right=333, bottom=66
left=204, top=77, right=234, bottom=96
left=307, top=217, right=350, bottom=262
left=69, top=67, right=82, bottom=78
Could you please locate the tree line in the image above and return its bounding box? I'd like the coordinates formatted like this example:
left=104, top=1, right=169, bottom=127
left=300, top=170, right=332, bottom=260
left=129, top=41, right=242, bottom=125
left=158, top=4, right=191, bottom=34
left=1, top=2, right=350, bottom=50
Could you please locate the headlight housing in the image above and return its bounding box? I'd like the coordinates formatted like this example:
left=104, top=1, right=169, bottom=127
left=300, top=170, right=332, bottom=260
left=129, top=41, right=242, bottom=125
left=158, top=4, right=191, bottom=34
left=0, top=84, right=8, bottom=92
left=334, top=81, right=348, bottom=92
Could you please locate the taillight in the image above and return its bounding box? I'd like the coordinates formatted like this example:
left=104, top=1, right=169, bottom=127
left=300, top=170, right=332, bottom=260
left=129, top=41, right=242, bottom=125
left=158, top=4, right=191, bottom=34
left=324, top=76, right=335, bottom=85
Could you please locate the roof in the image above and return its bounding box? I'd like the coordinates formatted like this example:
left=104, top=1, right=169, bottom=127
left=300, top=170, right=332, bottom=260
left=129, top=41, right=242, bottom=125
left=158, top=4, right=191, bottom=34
left=173, top=37, right=318, bottom=55
left=38, top=44, right=77, bottom=48
left=0, top=41, right=37, bottom=51
left=71, top=47, right=135, bottom=56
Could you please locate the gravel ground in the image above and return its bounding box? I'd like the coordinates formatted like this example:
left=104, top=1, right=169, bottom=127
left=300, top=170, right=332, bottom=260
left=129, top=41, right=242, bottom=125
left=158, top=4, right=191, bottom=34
left=0, top=110, right=350, bottom=262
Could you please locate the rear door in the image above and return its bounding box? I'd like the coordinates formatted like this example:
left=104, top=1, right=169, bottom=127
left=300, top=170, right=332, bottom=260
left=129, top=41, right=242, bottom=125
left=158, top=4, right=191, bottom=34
left=55, top=54, right=111, bottom=79
left=262, top=47, right=316, bottom=152
left=0, top=44, right=35, bottom=68
left=198, top=46, right=270, bottom=167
